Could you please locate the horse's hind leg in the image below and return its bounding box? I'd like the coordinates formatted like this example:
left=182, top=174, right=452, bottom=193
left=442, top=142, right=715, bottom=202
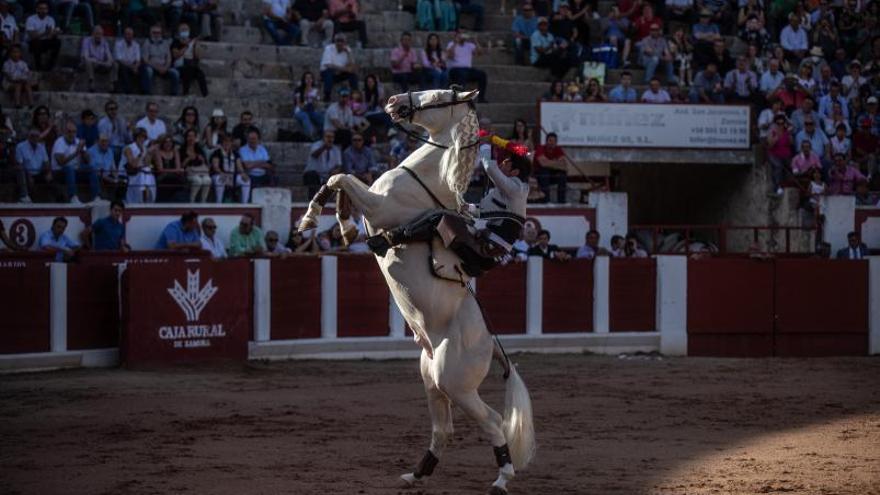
left=401, top=351, right=454, bottom=486
left=451, top=390, right=516, bottom=494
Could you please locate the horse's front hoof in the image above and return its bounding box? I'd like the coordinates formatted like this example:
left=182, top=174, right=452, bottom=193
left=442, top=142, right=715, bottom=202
left=296, top=217, right=318, bottom=233
left=487, top=486, right=508, bottom=495
left=400, top=473, right=421, bottom=487
left=342, top=226, right=359, bottom=246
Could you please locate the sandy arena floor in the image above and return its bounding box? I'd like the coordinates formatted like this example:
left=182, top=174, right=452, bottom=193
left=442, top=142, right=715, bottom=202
left=1, top=354, right=879, bottom=495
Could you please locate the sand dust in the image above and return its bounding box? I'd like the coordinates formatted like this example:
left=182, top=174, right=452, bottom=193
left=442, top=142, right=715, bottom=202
left=1, top=354, right=878, bottom=495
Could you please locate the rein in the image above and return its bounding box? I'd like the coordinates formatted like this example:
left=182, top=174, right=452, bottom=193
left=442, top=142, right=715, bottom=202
left=400, top=165, right=451, bottom=210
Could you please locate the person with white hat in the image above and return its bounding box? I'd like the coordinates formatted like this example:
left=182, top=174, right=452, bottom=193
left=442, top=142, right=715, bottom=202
left=202, top=108, right=227, bottom=154
left=857, top=96, right=880, bottom=137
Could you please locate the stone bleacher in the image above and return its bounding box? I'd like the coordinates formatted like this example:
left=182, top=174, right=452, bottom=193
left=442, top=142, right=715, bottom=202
left=3, top=0, right=747, bottom=201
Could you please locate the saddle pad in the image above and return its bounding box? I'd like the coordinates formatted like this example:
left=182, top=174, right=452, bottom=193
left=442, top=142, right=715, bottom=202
left=429, top=237, right=473, bottom=286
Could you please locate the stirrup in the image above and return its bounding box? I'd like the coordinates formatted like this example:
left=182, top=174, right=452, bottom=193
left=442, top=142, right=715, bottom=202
left=367, top=233, right=392, bottom=257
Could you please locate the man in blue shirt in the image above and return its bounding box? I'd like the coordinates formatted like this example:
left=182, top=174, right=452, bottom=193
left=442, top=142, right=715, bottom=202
left=155, top=210, right=203, bottom=250
left=239, top=129, right=274, bottom=188
left=13, top=129, right=54, bottom=203
left=511, top=2, right=537, bottom=65
left=89, top=200, right=129, bottom=251
left=87, top=134, right=118, bottom=200
left=38, top=217, right=80, bottom=261
left=817, top=82, right=848, bottom=120
left=343, top=132, right=377, bottom=184
left=608, top=71, right=638, bottom=102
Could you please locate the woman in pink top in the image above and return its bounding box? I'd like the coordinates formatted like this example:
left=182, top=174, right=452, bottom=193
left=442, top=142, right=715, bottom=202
left=767, top=113, right=794, bottom=194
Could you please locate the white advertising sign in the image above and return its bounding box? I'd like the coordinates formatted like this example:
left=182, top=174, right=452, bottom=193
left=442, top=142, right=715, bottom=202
left=540, top=102, right=751, bottom=149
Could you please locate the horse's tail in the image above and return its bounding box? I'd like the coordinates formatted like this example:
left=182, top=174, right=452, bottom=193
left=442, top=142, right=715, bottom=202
left=502, top=363, right=536, bottom=470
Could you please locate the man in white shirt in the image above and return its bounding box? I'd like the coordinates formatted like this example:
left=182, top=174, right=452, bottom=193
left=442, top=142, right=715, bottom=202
left=320, top=33, right=358, bottom=101
left=779, top=13, right=807, bottom=64
left=759, top=58, right=784, bottom=96
left=200, top=218, right=227, bottom=258
left=25, top=1, right=61, bottom=71
left=134, top=102, right=167, bottom=142
left=52, top=120, right=90, bottom=204
left=0, top=1, right=19, bottom=45
left=841, top=61, right=867, bottom=101
left=641, top=77, right=671, bottom=103
left=303, top=129, right=342, bottom=197
left=445, top=30, right=488, bottom=102
left=261, top=0, right=300, bottom=45
left=114, top=27, right=143, bottom=94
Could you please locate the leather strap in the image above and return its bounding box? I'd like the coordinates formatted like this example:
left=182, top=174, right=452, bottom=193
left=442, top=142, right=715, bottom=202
left=400, top=165, right=451, bottom=210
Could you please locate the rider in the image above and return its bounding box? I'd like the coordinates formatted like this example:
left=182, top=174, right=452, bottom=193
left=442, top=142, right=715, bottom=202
left=366, top=151, right=529, bottom=277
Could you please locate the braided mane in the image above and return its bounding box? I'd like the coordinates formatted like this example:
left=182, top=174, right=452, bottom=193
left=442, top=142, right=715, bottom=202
left=438, top=106, right=479, bottom=208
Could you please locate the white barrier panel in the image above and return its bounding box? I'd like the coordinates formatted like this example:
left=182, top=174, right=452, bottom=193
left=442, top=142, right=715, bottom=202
left=657, top=256, right=688, bottom=356
left=123, top=204, right=262, bottom=250
left=540, top=102, right=751, bottom=149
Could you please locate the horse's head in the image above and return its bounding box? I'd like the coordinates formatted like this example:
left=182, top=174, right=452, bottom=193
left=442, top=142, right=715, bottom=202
left=385, top=88, right=479, bottom=133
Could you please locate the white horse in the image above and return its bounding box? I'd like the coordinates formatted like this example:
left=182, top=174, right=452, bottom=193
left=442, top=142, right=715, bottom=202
left=298, top=88, right=536, bottom=493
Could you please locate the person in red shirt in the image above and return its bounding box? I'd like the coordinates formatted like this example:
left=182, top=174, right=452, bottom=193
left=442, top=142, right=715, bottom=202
left=852, top=117, right=879, bottom=188
left=632, top=3, right=661, bottom=41
left=533, top=132, right=573, bottom=203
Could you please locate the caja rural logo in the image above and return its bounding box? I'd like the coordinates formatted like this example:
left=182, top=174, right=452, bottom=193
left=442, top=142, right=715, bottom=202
left=160, top=269, right=226, bottom=348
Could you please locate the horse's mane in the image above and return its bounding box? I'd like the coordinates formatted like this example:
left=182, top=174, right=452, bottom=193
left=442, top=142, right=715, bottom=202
left=438, top=106, right=479, bottom=208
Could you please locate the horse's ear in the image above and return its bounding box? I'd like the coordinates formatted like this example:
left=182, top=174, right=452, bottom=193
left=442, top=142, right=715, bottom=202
left=459, top=89, right=479, bottom=101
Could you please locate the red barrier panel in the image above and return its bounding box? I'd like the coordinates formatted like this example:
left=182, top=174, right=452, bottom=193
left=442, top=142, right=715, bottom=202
left=774, top=259, right=868, bottom=356
left=478, top=263, right=527, bottom=334
left=542, top=259, right=593, bottom=333
left=0, top=258, right=50, bottom=354
left=270, top=256, right=322, bottom=339
left=121, top=259, right=251, bottom=366
left=687, top=258, right=775, bottom=357
left=610, top=258, right=656, bottom=332
left=336, top=255, right=389, bottom=337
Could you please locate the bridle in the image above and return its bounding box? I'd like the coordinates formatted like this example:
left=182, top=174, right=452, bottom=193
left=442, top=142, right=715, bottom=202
left=392, top=88, right=481, bottom=150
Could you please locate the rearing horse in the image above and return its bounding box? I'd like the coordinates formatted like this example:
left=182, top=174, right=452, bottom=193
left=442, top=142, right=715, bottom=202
left=298, top=88, right=536, bottom=494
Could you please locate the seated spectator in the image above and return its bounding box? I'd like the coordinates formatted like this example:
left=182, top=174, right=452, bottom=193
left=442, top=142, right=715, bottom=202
left=723, top=56, right=758, bottom=103
left=320, top=33, right=359, bottom=102
left=421, top=34, right=449, bottom=89
left=265, top=230, right=292, bottom=256
left=2, top=44, right=32, bottom=108
left=390, top=32, right=423, bottom=93
left=511, top=219, right=538, bottom=261
left=232, top=111, right=259, bottom=147
left=87, top=200, right=129, bottom=251
left=575, top=229, right=609, bottom=258
left=853, top=118, right=879, bottom=179
left=152, top=133, right=185, bottom=202
left=13, top=129, right=51, bottom=203
left=854, top=179, right=877, bottom=206
left=795, top=62, right=816, bottom=96
left=210, top=133, right=250, bottom=203
left=550, top=2, right=587, bottom=62
left=584, top=77, right=605, bottom=101
left=39, top=217, right=79, bottom=261
left=771, top=73, right=808, bottom=113
left=343, top=132, right=377, bottom=184
left=141, top=25, right=179, bottom=96
left=841, top=61, right=866, bottom=101
left=122, top=127, right=157, bottom=203
left=689, top=62, right=724, bottom=103
left=829, top=124, right=852, bottom=158
left=156, top=211, right=202, bottom=250
left=530, top=18, right=570, bottom=80
left=791, top=139, right=821, bottom=176
left=329, top=0, right=367, bottom=48
left=600, top=6, right=631, bottom=68
left=828, top=154, right=866, bottom=195
left=416, top=0, right=456, bottom=31
left=609, top=234, right=625, bottom=256
left=294, top=71, right=324, bottom=140
left=229, top=213, right=265, bottom=256
left=180, top=129, right=210, bottom=202
left=691, top=9, right=721, bottom=66
left=77, top=109, right=99, bottom=148
left=641, top=77, right=671, bottom=102
left=767, top=113, right=794, bottom=195
left=25, top=2, right=61, bottom=71
left=262, top=0, right=300, bottom=46
left=304, top=129, right=342, bottom=197
left=608, top=70, right=637, bottom=102
left=760, top=58, right=785, bottom=97
left=455, top=0, right=484, bottom=31
left=780, top=13, right=808, bottom=64
left=57, top=0, right=94, bottom=33
left=173, top=105, right=200, bottom=145
left=632, top=3, right=659, bottom=43
left=758, top=98, right=784, bottom=141
left=240, top=128, right=274, bottom=188
left=81, top=26, right=114, bottom=93
left=738, top=14, right=770, bottom=53
left=298, top=0, right=334, bottom=47
left=171, top=23, right=208, bottom=96
left=667, top=0, right=693, bottom=22
left=0, top=1, right=19, bottom=46
left=824, top=102, right=851, bottom=137
left=858, top=97, right=880, bottom=137
left=817, top=81, right=847, bottom=120
left=668, top=83, right=687, bottom=103
left=813, top=63, right=837, bottom=99
left=527, top=229, right=570, bottom=260
left=52, top=120, right=92, bottom=204
left=807, top=168, right=826, bottom=214
left=795, top=118, right=830, bottom=164
left=704, top=39, right=733, bottom=75
left=136, top=102, right=168, bottom=142
left=542, top=80, right=564, bottom=101
left=446, top=30, right=488, bottom=102
left=512, top=2, right=537, bottom=65
left=835, top=231, right=868, bottom=259
left=623, top=234, right=648, bottom=257
left=87, top=133, right=118, bottom=198
left=200, top=217, right=226, bottom=258
left=790, top=98, right=821, bottom=134
left=829, top=47, right=848, bottom=80
left=324, top=88, right=365, bottom=148
left=182, top=0, right=221, bottom=41
left=638, top=23, right=675, bottom=83
left=533, top=132, right=570, bottom=203
left=114, top=27, right=143, bottom=94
